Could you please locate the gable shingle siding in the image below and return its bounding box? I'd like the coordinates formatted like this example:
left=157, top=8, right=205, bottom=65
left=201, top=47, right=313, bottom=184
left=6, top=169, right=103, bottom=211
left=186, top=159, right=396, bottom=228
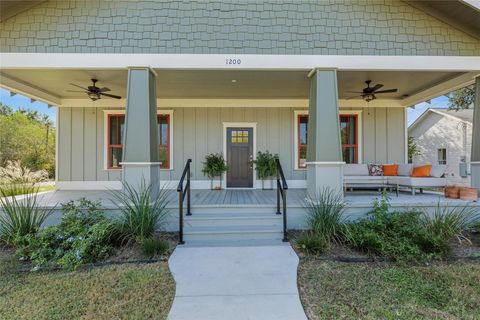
left=1, top=0, right=479, bottom=55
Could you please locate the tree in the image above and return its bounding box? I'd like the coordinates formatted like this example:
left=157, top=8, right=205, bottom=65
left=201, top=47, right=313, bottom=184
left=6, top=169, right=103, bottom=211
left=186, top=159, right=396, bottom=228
left=408, top=136, right=420, bottom=164
left=448, top=85, right=475, bottom=111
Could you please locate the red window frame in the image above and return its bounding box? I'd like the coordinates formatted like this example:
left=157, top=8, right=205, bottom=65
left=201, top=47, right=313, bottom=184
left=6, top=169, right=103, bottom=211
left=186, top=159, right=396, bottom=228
left=296, top=114, right=359, bottom=168
left=107, top=113, right=171, bottom=170
left=107, top=114, right=125, bottom=169
left=158, top=114, right=170, bottom=169
left=297, top=115, right=308, bottom=169
left=339, top=114, right=359, bottom=164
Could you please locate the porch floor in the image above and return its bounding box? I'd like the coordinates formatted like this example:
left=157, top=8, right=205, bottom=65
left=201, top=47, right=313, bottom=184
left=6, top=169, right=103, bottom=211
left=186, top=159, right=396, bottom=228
left=33, top=188, right=476, bottom=209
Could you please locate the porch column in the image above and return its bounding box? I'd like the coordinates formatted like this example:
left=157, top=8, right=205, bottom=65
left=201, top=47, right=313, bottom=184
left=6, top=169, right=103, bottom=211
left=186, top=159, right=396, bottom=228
left=306, top=69, right=344, bottom=196
left=471, top=76, right=480, bottom=192
left=121, top=67, right=160, bottom=193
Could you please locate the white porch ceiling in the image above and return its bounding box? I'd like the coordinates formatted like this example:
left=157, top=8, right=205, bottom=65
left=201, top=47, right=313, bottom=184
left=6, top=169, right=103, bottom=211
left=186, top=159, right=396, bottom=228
left=0, top=69, right=466, bottom=102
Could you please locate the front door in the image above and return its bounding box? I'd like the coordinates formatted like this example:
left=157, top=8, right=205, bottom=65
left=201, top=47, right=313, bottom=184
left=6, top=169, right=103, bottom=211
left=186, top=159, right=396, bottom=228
left=226, top=127, right=253, bottom=188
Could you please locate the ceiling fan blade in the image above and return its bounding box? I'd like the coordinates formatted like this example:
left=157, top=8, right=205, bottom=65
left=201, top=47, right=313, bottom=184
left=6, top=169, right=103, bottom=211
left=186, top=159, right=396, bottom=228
left=375, top=89, right=398, bottom=94
left=99, top=92, right=122, bottom=99
left=98, top=87, right=111, bottom=92
left=347, top=91, right=364, bottom=94
left=69, top=83, right=88, bottom=90
left=346, top=95, right=363, bottom=100
left=371, top=84, right=384, bottom=92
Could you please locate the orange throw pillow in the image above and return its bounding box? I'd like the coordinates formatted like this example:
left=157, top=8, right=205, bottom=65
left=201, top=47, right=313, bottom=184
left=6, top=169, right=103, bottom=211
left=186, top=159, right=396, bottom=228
left=383, top=164, right=399, bottom=176
left=412, top=165, right=432, bottom=177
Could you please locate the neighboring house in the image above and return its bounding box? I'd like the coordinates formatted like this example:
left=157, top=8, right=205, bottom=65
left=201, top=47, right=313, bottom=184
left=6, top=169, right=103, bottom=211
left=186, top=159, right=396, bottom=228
left=0, top=0, right=479, bottom=239
left=409, top=108, right=474, bottom=186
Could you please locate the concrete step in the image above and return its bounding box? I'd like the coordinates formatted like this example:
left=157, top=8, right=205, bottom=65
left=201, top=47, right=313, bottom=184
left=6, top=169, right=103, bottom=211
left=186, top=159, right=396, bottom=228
left=184, top=212, right=283, bottom=227
left=184, top=225, right=284, bottom=242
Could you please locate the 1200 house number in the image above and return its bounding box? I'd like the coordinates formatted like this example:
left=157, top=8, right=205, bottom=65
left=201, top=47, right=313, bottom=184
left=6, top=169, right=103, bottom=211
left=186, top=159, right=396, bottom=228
left=226, top=58, right=241, bottom=65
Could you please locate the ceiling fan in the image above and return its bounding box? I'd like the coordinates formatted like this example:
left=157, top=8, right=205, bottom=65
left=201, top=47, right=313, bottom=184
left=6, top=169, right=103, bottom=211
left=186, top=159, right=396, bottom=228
left=348, top=80, right=398, bottom=102
left=68, top=79, right=121, bottom=101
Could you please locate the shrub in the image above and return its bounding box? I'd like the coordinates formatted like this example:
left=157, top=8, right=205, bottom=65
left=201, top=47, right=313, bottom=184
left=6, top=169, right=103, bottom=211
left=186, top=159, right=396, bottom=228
left=250, top=151, right=278, bottom=180
left=202, top=153, right=228, bottom=179
left=305, top=188, right=347, bottom=245
left=295, top=232, right=328, bottom=255
left=110, top=181, right=170, bottom=243
left=142, top=237, right=170, bottom=257
left=15, top=198, right=116, bottom=271
left=0, top=160, right=48, bottom=185
left=421, top=203, right=477, bottom=243
left=0, top=186, right=53, bottom=245
left=346, top=194, right=454, bottom=262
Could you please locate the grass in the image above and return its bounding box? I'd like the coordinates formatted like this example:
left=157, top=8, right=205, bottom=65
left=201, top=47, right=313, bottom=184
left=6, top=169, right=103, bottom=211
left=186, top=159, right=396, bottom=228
left=298, top=260, right=480, bottom=320
left=0, top=253, right=175, bottom=320
left=0, top=184, right=54, bottom=197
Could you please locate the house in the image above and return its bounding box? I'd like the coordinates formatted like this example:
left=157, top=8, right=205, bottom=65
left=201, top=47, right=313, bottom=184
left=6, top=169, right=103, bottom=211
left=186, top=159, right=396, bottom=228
left=0, top=0, right=480, bottom=242
left=409, top=108, right=474, bottom=186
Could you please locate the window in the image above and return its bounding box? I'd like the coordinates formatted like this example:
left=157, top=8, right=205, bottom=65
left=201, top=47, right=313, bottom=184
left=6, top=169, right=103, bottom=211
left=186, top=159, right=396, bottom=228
left=108, top=114, right=125, bottom=169
left=298, top=115, right=308, bottom=168
left=438, top=148, right=447, bottom=165
left=340, top=115, right=358, bottom=164
left=295, top=112, right=360, bottom=169
left=107, top=112, right=172, bottom=169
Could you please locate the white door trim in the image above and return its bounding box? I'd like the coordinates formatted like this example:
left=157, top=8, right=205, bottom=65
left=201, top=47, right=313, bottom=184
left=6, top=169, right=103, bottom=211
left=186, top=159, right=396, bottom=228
left=222, top=122, right=257, bottom=189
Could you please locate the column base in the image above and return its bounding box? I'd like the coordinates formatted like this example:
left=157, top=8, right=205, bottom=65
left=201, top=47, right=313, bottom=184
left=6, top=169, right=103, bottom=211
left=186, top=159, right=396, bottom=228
left=471, top=162, right=480, bottom=191
left=121, top=162, right=161, bottom=196
left=305, top=161, right=344, bottom=197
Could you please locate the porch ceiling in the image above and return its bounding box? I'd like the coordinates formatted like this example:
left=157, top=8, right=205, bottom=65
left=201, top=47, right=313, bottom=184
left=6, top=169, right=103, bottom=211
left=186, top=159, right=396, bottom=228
left=0, top=68, right=465, bottom=102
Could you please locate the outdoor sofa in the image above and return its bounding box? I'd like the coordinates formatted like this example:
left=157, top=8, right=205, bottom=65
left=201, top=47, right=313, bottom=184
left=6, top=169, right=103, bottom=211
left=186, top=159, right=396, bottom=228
left=343, top=163, right=447, bottom=195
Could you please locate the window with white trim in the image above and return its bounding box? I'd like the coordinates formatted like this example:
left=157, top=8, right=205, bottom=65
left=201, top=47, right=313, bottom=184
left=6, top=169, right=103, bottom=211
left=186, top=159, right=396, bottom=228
left=294, top=111, right=360, bottom=169
left=106, top=112, right=172, bottom=170
left=437, top=148, right=447, bottom=165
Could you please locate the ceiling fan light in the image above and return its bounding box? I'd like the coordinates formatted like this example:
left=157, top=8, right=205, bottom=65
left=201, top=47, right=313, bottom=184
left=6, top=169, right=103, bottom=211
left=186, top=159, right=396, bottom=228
left=88, top=92, right=100, bottom=101
left=364, top=93, right=375, bottom=102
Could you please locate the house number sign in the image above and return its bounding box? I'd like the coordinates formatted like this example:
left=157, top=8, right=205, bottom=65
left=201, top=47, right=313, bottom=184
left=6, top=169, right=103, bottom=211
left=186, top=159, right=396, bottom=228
left=225, top=58, right=241, bottom=65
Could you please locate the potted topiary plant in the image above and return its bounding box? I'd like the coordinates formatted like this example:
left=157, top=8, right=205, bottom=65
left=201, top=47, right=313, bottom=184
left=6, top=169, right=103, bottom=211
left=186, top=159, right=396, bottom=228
left=251, top=151, right=279, bottom=190
left=202, top=153, right=228, bottom=190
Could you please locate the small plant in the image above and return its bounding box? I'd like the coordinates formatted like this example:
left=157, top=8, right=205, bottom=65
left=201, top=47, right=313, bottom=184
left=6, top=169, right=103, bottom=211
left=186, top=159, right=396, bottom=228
left=202, top=153, right=228, bottom=179
left=422, top=203, right=477, bottom=243
left=305, top=188, right=347, bottom=245
left=142, top=237, right=170, bottom=257
left=110, top=180, right=170, bottom=243
left=251, top=151, right=278, bottom=180
left=296, top=232, right=328, bottom=255
left=14, top=198, right=116, bottom=271
left=0, top=186, right=53, bottom=245
left=0, top=160, right=48, bottom=185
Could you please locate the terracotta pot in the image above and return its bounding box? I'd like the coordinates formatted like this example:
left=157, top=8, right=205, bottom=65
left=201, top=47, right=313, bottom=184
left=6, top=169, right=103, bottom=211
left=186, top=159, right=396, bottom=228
left=444, top=186, right=460, bottom=199
left=460, top=187, right=478, bottom=202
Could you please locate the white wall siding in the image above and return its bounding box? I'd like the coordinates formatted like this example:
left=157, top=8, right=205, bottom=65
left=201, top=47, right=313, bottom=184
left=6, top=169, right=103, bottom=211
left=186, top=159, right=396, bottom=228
left=57, top=105, right=406, bottom=184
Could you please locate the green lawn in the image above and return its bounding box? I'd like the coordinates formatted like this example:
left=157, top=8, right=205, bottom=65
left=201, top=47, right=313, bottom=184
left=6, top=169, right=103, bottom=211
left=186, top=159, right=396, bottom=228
left=298, top=260, right=480, bottom=320
left=0, top=184, right=55, bottom=197
left=0, top=255, right=175, bottom=320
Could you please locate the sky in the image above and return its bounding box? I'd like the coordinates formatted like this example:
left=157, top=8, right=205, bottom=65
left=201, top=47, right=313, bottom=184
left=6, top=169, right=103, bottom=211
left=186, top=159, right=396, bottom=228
left=0, top=87, right=56, bottom=124
left=0, top=86, right=449, bottom=127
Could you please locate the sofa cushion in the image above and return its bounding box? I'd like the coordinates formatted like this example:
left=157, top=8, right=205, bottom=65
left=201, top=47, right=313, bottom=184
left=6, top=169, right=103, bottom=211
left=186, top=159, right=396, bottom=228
left=412, top=165, right=432, bottom=177
left=397, top=164, right=413, bottom=176
left=343, top=164, right=369, bottom=176
left=387, top=177, right=446, bottom=187
left=368, top=164, right=383, bottom=176
left=383, top=164, right=399, bottom=176
left=344, top=176, right=387, bottom=184
left=430, top=165, right=447, bottom=178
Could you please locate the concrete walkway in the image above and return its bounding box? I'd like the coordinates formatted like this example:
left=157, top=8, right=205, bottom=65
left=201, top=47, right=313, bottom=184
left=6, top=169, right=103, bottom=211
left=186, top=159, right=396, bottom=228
left=167, top=244, right=307, bottom=320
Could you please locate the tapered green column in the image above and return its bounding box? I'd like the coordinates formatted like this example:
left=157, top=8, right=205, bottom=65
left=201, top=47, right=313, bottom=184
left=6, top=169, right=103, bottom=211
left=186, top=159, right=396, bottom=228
left=121, top=67, right=160, bottom=193
left=471, top=76, right=480, bottom=192
left=306, top=69, right=344, bottom=196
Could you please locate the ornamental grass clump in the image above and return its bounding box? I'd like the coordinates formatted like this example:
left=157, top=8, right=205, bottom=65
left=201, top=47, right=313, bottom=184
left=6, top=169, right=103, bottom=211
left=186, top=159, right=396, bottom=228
left=0, top=185, right=53, bottom=245
left=110, top=181, right=170, bottom=244
left=0, top=160, right=48, bottom=185
left=305, top=188, right=348, bottom=246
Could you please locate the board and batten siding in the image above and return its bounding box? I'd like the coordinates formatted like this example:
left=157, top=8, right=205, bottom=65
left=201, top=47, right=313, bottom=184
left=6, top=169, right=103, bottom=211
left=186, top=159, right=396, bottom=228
left=56, top=106, right=406, bottom=184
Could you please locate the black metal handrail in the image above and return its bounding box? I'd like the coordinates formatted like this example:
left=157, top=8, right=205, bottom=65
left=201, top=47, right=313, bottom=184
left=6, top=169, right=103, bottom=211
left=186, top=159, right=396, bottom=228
left=276, top=159, right=288, bottom=242
left=177, top=159, right=192, bottom=245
